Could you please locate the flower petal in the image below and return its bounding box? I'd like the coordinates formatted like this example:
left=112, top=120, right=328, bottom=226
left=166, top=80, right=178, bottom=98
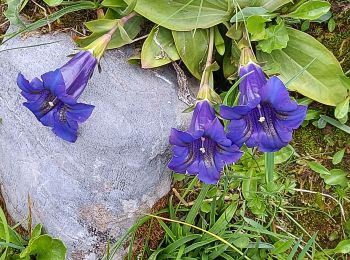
left=52, top=113, right=78, bottom=143
left=275, top=105, right=307, bottom=129
left=17, top=73, right=43, bottom=93
left=41, top=69, right=67, bottom=98
left=220, top=105, right=252, bottom=120
left=197, top=160, right=220, bottom=184
left=189, top=100, right=216, bottom=133
left=214, top=144, right=243, bottom=172
left=204, top=118, right=231, bottom=146
left=60, top=51, right=97, bottom=99
left=238, top=63, right=266, bottom=106
left=260, top=76, right=298, bottom=112
left=169, top=128, right=196, bottom=146
left=66, top=103, right=95, bottom=123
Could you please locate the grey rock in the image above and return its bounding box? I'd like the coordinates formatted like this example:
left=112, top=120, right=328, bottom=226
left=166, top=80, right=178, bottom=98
left=0, top=32, right=196, bottom=259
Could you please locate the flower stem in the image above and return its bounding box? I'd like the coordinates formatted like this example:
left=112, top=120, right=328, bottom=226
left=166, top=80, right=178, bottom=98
left=265, top=152, right=274, bottom=184
left=197, top=27, right=219, bottom=102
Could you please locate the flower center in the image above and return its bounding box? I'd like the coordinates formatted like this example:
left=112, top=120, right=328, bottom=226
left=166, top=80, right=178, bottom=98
left=40, top=92, right=59, bottom=114
left=185, top=137, right=216, bottom=169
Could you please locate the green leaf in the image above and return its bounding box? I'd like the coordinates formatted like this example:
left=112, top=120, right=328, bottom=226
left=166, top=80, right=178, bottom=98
left=257, top=20, right=289, bottom=53
left=230, top=7, right=268, bottom=22
left=297, top=232, right=317, bottom=260
left=242, top=169, right=257, bottom=200
left=328, top=18, right=336, bottom=32
left=247, top=15, right=269, bottom=41
left=214, top=26, right=225, bottom=56
left=308, top=161, right=330, bottom=175
left=334, top=97, right=350, bottom=120
left=257, top=28, right=348, bottom=106
left=323, top=169, right=348, bottom=187
left=163, top=234, right=201, bottom=254
left=4, top=0, right=26, bottom=27
left=208, top=201, right=238, bottom=235
left=232, top=236, right=250, bottom=248
left=42, top=0, right=62, bottom=7
left=173, top=29, right=208, bottom=79
left=124, top=0, right=232, bottom=31
left=200, top=202, right=211, bottom=213
left=301, top=20, right=310, bottom=31
left=76, top=15, right=142, bottom=49
left=320, top=115, right=350, bottom=134
left=3, top=1, right=97, bottom=44
left=31, top=224, right=42, bottom=239
left=272, top=239, right=294, bottom=254
left=101, top=0, right=127, bottom=8
left=20, top=235, right=67, bottom=260
left=286, top=1, right=331, bottom=20
left=141, top=26, right=180, bottom=68
left=332, top=239, right=350, bottom=254
left=332, top=149, right=345, bottom=165
left=183, top=184, right=210, bottom=234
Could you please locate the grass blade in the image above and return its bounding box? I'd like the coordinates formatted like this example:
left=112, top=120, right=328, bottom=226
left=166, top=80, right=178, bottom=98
left=183, top=184, right=210, bottom=234
left=320, top=115, right=350, bottom=134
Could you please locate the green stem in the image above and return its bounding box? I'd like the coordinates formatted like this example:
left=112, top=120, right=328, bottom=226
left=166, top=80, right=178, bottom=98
left=265, top=152, right=274, bottom=184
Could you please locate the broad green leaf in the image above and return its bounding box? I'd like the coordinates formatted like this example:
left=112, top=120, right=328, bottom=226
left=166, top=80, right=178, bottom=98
left=328, top=18, right=336, bottom=32
left=257, top=28, right=348, bottom=106
left=335, top=97, right=349, bottom=120
left=323, top=169, right=348, bottom=187
left=124, top=0, right=232, bottom=31
left=20, top=235, right=67, bottom=260
left=258, top=20, right=289, bottom=53
left=200, top=201, right=211, bottom=213
left=286, top=1, right=331, bottom=20
left=232, top=236, right=250, bottom=248
left=31, top=224, right=42, bottom=239
left=173, top=29, right=208, bottom=79
left=101, top=0, right=126, bottom=8
left=242, top=169, right=257, bottom=200
left=234, top=0, right=292, bottom=12
left=230, top=7, right=268, bottom=22
left=214, top=26, right=225, bottom=56
left=308, top=161, right=329, bottom=175
left=141, top=26, right=180, bottom=68
left=332, top=149, right=345, bottom=165
left=42, top=0, right=62, bottom=6
left=272, top=239, right=294, bottom=254
left=247, top=15, right=269, bottom=41
left=0, top=223, right=24, bottom=246
left=257, top=145, right=295, bottom=166
left=332, top=239, right=350, bottom=254
left=4, top=0, right=26, bottom=27
left=76, top=15, right=142, bottom=49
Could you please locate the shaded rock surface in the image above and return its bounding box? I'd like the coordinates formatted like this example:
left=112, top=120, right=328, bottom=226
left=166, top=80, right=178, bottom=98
left=0, top=32, right=195, bottom=259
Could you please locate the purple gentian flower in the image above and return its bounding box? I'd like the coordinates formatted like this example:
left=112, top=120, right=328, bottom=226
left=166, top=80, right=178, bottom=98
left=220, top=63, right=307, bottom=152
left=17, top=51, right=96, bottom=142
left=168, top=100, right=242, bottom=184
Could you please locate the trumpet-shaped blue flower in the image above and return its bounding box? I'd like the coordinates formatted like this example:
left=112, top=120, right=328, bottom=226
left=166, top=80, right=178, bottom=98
left=17, top=51, right=97, bottom=142
left=221, top=63, right=307, bottom=152
left=168, top=100, right=242, bottom=184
